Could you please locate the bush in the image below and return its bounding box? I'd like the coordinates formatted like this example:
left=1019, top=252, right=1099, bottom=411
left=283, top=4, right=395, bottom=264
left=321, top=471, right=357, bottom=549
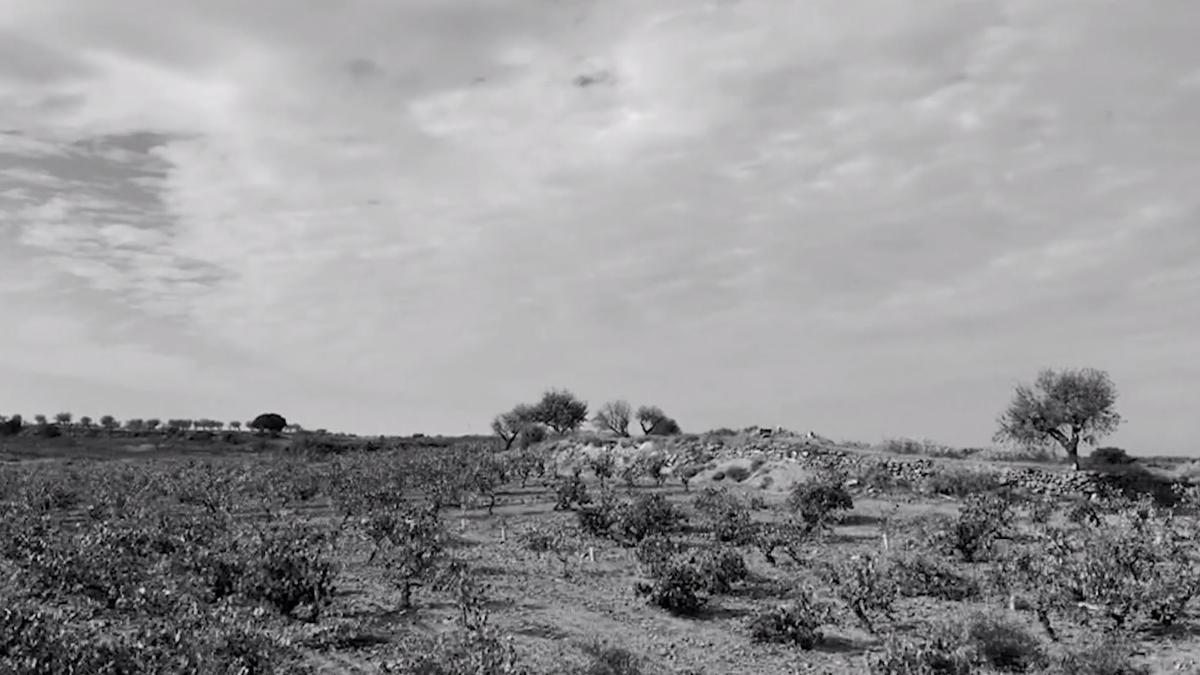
left=892, top=554, right=980, bottom=601
left=935, top=492, right=1014, bottom=563
left=922, top=468, right=1004, bottom=498
left=554, top=476, right=591, bottom=511
left=867, top=632, right=973, bottom=675
left=787, top=480, right=853, bottom=530
left=962, top=613, right=1046, bottom=672
left=240, top=521, right=338, bottom=621
left=1044, top=639, right=1149, bottom=675
left=634, top=558, right=707, bottom=615
left=692, top=488, right=753, bottom=545
left=689, top=546, right=748, bottom=594
left=573, top=639, right=643, bottom=675
left=821, top=554, right=896, bottom=634
left=612, top=494, right=685, bottom=545
left=724, top=466, right=751, bottom=482
left=633, top=535, right=685, bottom=578
left=748, top=588, right=837, bottom=649
left=1091, top=446, right=1134, bottom=465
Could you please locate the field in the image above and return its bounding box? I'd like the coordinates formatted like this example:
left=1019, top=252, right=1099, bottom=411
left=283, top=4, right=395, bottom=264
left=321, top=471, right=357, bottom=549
left=2, top=430, right=1200, bottom=674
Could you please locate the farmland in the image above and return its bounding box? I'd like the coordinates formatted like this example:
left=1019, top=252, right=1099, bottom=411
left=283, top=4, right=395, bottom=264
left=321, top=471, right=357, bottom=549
left=2, top=427, right=1200, bottom=674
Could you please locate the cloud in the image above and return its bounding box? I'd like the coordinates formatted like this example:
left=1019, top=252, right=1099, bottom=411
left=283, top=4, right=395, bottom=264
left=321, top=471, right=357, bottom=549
left=0, top=0, right=1198, bottom=449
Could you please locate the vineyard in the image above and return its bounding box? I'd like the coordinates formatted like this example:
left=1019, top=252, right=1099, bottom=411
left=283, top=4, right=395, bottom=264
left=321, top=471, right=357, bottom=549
left=3, top=435, right=1200, bottom=674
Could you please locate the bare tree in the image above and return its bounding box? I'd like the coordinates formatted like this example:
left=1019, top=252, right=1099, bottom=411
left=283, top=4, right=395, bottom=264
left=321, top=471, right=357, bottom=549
left=592, top=400, right=632, bottom=437
left=994, top=367, right=1123, bottom=471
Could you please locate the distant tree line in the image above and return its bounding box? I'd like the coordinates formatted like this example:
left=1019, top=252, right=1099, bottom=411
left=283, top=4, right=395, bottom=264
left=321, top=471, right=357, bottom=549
left=0, top=411, right=294, bottom=438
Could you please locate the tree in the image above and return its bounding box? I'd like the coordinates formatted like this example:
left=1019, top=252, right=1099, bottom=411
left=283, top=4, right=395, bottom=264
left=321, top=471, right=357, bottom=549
left=99, top=415, right=119, bottom=433
left=230, top=421, right=242, bottom=431
left=636, top=405, right=681, bottom=436
left=636, top=406, right=666, bottom=434
left=124, top=419, right=145, bottom=433
left=54, top=412, right=72, bottom=426
left=994, top=368, right=1122, bottom=471
left=145, top=418, right=161, bottom=431
left=78, top=416, right=93, bottom=429
left=531, top=389, right=588, bottom=435
left=491, top=404, right=538, bottom=450
left=592, top=400, right=632, bottom=437
left=33, top=414, right=47, bottom=426
left=250, top=413, right=288, bottom=436
left=0, top=414, right=21, bottom=436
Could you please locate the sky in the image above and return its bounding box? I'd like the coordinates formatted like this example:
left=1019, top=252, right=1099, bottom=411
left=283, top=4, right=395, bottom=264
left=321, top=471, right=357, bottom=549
left=1, top=1, right=1198, bottom=454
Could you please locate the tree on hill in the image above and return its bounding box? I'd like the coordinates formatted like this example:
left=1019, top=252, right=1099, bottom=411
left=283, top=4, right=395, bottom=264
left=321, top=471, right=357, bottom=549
left=531, top=389, right=588, bottom=435
left=230, top=421, right=242, bottom=431
left=593, top=399, right=632, bottom=437
left=78, top=416, right=93, bottom=429
left=636, top=405, right=682, bottom=436
left=249, top=413, right=288, bottom=436
left=54, top=412, right=72, bottom=427
left=33, top=415, right=47, bottom=426
left=491, top=404, right=538, bottom=450
left=99, top=416, right=119, bottom=433
left=994, top=367, right=1123, bottom=471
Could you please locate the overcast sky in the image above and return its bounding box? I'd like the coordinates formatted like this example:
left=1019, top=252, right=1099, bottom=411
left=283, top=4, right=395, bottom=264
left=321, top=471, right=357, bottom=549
left=2, top=1, right=1198, bottom=453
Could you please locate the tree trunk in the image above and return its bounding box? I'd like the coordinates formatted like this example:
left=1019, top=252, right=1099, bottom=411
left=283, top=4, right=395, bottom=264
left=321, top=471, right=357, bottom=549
left=1066, top=436, right=1080, bottom=471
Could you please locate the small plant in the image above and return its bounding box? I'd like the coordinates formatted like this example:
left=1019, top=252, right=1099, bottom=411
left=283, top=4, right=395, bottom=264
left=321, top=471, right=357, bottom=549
left=866, top=631, right=973, bottom=675
left=573, top=639, right=644, bottom=675
left=748, top=588, right=837, bottom=649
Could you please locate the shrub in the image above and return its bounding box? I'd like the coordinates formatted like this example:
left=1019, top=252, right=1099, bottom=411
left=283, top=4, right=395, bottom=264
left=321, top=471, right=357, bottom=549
left=692, top=488, right=753, bottom=545
left=634, top=558, right=707, bottom=615
left=612, top=494, right=685, bottom=545
left=748, top=588, right=838, bottom=649
left=891, top=554, right=980, bottom=601
left=962, top=612, right=1046, bottom=673
left=554, top=476, right=591, bottom=511
left=689, top=546, right=748, bottom=594
left=935, top=492, right=1014, bottom=563
left=821, top=554, right=896, bottom=634
left=1044, top=639, right=1149, bottom=675
left=633, top=534, right=686, bottom=578
left=1091, top=446, right=1134, bottom=465
left=787, top=480, right=853, bottom=530
left=724, top=466, right=751, bottom=482
left=922, top=468, right=1004, bottom=498
left=573, top=639, right=643, bottom=675
left=866, top=632, right=973, bottom=675
left=240, top=521, right=338, bottom=622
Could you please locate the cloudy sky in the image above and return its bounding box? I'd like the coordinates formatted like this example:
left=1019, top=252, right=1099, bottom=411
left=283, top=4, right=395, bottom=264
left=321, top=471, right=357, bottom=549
left=1, top=1, right=1198, bottom=453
